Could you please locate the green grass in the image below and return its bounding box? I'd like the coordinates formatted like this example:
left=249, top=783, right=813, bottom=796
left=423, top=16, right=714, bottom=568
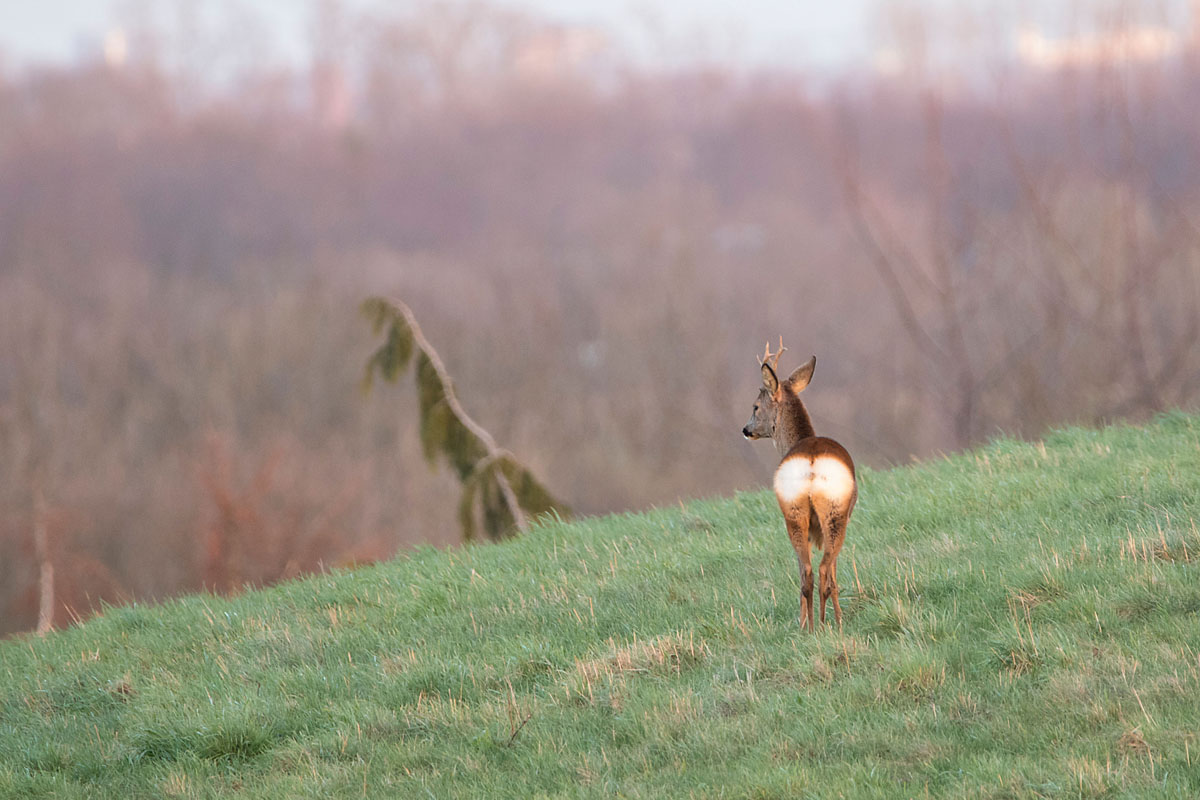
left=4, top=412, right=1200, bottom=798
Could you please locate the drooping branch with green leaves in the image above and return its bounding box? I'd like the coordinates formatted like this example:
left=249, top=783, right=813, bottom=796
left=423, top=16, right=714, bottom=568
left=362, top=296, right=568, bottom=542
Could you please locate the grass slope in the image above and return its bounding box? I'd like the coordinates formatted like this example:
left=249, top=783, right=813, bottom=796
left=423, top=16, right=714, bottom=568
left=4, top=413, right=1200, bottom=799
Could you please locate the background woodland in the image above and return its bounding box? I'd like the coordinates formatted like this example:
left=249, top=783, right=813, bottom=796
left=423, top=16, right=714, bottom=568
left=3, top=3, right=1199, bottom=634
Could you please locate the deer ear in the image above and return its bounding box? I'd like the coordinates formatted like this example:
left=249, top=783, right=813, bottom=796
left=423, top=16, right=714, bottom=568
left=786, top=356, right=816, bottom=394
left=761, top=362, right=780, bottom=394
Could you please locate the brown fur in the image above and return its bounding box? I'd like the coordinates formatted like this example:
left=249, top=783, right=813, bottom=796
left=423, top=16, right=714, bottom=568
left=743, top=349, right=857, bottom=630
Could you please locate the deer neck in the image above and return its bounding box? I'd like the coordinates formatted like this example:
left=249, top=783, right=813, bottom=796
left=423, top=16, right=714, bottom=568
left=774, top=393, right=815, bottom=457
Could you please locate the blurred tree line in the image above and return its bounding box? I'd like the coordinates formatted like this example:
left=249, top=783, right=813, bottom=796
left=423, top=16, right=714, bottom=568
left=1, top=2, right=1198, bottom=634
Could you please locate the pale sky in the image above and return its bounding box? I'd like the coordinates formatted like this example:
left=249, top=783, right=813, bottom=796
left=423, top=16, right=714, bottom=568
left=0, top=0, right=1192, bottom=74
left=0, top=0, right=870, bottom=71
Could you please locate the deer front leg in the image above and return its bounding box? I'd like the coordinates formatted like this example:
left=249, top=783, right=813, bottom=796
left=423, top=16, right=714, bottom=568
left=817, top=511, right=848, bottom=629
left=785, top=509, right=814, bottom=631
left=818, top=557, right=835, bottom=627
left=798, top=551, right=815, bottom=631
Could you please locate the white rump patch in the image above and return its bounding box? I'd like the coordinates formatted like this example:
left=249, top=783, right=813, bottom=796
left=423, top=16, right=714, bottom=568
left=773, top=454, right=854, bottom=504
left=773, top=458, right=814, bottom=503
left=812, top=455, right=855, bottom=502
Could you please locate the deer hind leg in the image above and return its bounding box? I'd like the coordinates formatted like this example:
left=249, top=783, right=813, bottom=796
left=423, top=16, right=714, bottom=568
left=814, top=500, right=850, bottom=628
left=783, top=502, right=815, bottom=631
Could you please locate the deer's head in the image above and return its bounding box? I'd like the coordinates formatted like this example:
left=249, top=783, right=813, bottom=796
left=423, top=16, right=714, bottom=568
left=742, top=339, right=816, bottom=441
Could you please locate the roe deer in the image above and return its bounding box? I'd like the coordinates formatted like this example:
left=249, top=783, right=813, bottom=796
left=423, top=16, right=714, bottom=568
left=742, top=340, right=857, bottom=630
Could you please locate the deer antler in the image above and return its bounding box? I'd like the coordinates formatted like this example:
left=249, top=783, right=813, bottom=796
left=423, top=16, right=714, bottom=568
left=757, top=336, right=787, bottom=371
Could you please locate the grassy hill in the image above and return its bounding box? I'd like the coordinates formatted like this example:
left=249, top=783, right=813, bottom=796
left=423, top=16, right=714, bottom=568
left=3, top=413, right=1200, bottom=799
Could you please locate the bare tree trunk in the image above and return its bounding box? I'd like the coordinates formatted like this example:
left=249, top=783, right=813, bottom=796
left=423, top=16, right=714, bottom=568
left=837, top=97, right=978, bottom=450
left=923, top=94, right=977, bottom=448
left=385, top=297, right=529, bottom=533
left=33, top=481, right=54, bottom=634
